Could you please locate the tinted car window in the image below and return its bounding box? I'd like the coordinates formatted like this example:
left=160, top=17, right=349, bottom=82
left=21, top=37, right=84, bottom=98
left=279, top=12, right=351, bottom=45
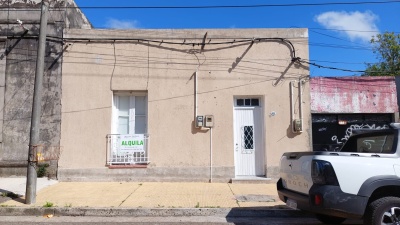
left=340, top=130, right=397, bottom=154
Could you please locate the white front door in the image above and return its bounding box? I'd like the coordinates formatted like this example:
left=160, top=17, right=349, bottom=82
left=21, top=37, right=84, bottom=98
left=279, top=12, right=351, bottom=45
left=234, top=98, right=265, bottom=177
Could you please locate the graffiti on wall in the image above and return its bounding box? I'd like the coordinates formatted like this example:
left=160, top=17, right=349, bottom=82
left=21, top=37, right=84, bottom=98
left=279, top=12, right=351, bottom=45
left=312, top=114, right=393, bottom=151
left=331, top=124, right=389, bottom=145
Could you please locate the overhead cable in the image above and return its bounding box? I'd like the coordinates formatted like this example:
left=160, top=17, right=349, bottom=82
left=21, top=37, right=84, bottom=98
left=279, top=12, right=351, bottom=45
left=295, top=58, right=389, bottom=74
left=5, top=34, right=387, bottom=75
left=56, top=1, right=400, bottom=9
left=1, top=0, right=400, bottom=10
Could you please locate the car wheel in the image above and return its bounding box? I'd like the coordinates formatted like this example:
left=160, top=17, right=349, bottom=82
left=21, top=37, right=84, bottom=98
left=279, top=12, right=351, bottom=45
left=364, top=197, right=400, bottom=225
left=315, top=213, right=346, bottom=224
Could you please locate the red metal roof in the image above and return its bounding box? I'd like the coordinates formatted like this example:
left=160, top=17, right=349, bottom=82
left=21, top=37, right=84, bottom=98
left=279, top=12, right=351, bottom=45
left=311, top=77, right=398, bottom=113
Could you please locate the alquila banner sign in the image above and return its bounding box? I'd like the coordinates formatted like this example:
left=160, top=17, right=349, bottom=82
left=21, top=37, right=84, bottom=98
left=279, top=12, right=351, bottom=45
left=118, top=134, right=145, bottom=152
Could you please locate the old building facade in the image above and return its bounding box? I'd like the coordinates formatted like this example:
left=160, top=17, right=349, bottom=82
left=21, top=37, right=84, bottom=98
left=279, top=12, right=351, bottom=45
left=58, top=28, right=311, bottom=182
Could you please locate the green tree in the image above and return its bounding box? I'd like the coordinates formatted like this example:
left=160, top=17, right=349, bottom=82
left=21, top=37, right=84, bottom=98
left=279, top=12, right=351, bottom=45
left=364, top=32, right=400, bottom=76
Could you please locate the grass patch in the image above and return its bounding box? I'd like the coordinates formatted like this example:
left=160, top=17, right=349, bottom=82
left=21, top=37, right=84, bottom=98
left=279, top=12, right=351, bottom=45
left=194, top=202, right=220, bottom=208
left=0, top=204, right=16, bottom=207
left=36, top=163, right=49, bottom=178
left=43, top=201, right=54, bottom=208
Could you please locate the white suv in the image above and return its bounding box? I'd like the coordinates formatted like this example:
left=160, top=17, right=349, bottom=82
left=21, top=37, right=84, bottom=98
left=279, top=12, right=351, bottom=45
left=277, top=124, right=400, bottom=225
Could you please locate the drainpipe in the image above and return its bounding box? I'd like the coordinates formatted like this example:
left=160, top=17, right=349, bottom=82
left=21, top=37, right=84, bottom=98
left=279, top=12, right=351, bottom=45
left=210, top=127, right=213, bottom=183
left=194, top=64, right=213, bottom=183
left=298, top=79, right=304, bottom=132
left=290, top=81, right=295, bottom=133
left=194, top=70, right=198, bottom=120
left=290, top=80, right=304, bottom=133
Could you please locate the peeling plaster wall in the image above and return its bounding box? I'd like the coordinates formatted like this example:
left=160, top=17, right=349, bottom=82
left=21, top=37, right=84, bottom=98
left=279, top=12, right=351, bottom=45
left=0, top=0, right=91, bottom=177
left=0, top=40, right=5, bottom=145
left=0, top=30, right=63, bottom=177
left=0, top=0, right=92, bottom=29
left=2, top=38, right=62, bottom=156
left=311, top=77, right=398, bottom=114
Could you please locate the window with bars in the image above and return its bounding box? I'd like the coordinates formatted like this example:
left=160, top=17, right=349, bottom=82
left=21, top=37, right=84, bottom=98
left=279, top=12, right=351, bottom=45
left=243, top=126, right=254, bottom=149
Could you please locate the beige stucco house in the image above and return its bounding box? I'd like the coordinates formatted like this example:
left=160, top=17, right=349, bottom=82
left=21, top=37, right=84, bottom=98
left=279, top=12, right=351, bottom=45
left=58, top=28, right=311, bottom=182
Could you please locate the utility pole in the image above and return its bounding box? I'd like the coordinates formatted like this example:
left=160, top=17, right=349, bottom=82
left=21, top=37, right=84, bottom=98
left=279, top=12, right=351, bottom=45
left=25, top=0, right=48, bottom=205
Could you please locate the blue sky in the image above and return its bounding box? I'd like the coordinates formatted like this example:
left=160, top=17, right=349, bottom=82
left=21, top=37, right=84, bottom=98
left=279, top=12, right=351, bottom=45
left=73, top=0, right=400, bottom=77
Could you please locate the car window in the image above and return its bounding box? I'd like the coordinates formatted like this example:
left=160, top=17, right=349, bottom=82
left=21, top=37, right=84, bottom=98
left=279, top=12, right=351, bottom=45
left=340, top=131, right=397, bottom=154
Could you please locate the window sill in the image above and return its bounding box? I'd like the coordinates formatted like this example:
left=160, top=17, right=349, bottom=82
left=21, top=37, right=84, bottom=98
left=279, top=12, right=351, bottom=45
left=108, top=164, right=148, bottom=169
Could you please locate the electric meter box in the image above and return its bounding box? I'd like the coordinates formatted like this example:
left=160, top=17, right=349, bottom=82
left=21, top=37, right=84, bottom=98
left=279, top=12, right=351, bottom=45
left=204, top=115, right=214, bottom=128
left=196, top=116, right=204, bottom=128
left=294, top=119, right=303, bottom=132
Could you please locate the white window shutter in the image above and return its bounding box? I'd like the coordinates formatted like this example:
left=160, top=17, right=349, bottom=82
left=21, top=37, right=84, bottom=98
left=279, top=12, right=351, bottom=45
left=129, top=96, right=136, bottom=134
left=111, top=95, right=119, bottom=134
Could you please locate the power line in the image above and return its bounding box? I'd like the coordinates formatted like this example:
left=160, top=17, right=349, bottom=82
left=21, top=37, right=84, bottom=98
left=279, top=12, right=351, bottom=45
left=308, top=30, right=371, bottom=48
left=58, top=36, right=298, bottom=58
left=308, top=27, right=400, bottom=34
left=309, top=59, right=372, bottom=65
left=3, top=34, right=383, bottom=75
left=8, top=46, right=372, bottom=72
left=57, top=1, right=400, bottom=9
left=308, top=42, right=372, bottom=50
left=1, top=0, right=399, bottom=10
left=61, top=43, right=375, bottom=75
left=297, top=58, right=365, bottom=72
left=296, top=58, right=391, bottom=74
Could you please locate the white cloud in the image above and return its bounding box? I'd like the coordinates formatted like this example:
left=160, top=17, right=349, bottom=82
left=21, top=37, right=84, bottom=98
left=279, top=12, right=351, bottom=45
left=314, top=11, right=379, bottom=42
left=105, top=18, right=139, bottom=29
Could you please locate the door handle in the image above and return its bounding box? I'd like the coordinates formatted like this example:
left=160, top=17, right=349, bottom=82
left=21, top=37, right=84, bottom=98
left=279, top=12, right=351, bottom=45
left=235, top=143, right=238, bottom=151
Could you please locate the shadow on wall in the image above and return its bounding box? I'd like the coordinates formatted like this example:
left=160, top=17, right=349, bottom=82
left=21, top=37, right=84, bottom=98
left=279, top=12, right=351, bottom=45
left=286, top=125, right=300, bottom=139
left=191, top=121, right=209, bottom=135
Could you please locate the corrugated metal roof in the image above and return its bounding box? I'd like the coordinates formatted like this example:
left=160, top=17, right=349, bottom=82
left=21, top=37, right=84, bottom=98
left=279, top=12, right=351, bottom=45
left=311, top=76, right=398, bottom=113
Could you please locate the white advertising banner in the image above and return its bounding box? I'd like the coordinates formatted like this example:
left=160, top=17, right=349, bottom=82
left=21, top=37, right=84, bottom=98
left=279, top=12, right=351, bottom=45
left=118, top=134, right=145, bottom=152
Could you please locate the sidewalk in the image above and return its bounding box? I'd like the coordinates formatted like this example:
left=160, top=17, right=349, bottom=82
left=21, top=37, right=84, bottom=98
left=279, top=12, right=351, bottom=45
left=0, top=177, right=284, bottom=208
left=0, top=177, right=307, bottom=218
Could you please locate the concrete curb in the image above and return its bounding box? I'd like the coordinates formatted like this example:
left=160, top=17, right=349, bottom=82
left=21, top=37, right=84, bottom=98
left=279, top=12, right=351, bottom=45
left=0, top=207, right=313, bottom=218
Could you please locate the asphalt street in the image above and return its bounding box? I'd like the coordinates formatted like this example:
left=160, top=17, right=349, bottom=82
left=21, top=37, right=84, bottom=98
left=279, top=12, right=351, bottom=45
left=0, top=216, right=363, bottom=225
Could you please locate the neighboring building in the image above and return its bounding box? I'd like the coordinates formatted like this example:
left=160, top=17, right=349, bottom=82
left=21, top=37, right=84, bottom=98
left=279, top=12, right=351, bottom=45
left=311, top=76, right=399, bottom=151
left=0, top=0, right=91, bottom=176
left=58, top=28, right=311, bottom=182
